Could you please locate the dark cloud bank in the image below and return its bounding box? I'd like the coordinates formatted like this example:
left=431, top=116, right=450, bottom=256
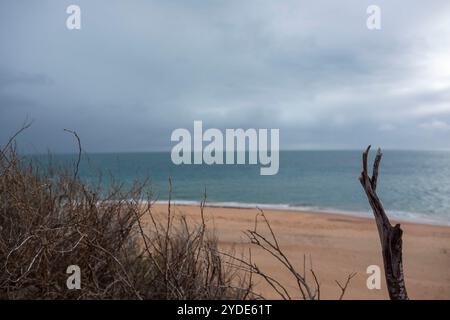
left=1, top=0, right=450, bottom=152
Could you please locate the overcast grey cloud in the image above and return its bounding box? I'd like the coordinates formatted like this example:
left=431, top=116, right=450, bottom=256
left=1, top=0, right=450, bottom=152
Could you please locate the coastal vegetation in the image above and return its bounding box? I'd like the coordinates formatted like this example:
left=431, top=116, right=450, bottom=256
left=1, top=125, right=411, bottom=300
left=0, top=126, right=356, bottom=300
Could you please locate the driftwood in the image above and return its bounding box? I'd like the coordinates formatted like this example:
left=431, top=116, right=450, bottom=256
left=359, top=146, right=409, bottom=300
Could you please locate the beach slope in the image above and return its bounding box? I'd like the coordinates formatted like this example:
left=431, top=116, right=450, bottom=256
left=152, top=204, right=450, bottom=300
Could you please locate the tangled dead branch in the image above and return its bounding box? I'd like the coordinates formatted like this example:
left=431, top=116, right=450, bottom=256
left=221, top=210, right=355, bottom=300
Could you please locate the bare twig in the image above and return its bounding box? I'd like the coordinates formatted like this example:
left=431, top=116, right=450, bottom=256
left=335, top=272, right=356, bottom=300
left=1, top=119, right=33, bottom=155
left=63, top=129, right=82, bottom=180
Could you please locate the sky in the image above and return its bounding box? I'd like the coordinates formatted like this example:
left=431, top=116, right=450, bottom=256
left=1, top=0, right=450, bottom=153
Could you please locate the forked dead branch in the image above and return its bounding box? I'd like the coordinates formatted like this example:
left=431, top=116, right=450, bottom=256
left=359, top=146, right=408, bottom=300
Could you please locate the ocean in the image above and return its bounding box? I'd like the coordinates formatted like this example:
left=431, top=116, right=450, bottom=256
left=30, top=150, right=450, bottom=226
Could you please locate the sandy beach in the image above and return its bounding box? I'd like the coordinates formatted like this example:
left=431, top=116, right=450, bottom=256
left=152, top=204, right=450, bottom=300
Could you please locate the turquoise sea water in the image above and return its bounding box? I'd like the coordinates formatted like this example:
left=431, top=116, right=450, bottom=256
left=31, top=151, right=450, bottom=225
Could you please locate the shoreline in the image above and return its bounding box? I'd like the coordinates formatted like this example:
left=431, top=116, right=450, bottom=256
left=153, top=200, right=450, bottom=227
left=150, top=203, right=450, bottom=299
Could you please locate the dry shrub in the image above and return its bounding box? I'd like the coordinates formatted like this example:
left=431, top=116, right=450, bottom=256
left=0, top=126, right=354, bottom=300
left=0, top=138, right=252, bottom=299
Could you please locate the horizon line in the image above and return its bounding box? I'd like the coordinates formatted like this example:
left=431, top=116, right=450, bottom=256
left=21, top=148, right=450, bottom=156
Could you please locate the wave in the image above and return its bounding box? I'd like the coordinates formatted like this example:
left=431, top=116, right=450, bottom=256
left=153, top=200, right=450, bottom=227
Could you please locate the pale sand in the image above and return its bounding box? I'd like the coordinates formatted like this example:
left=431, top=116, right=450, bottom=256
left=152, top=204, right=450, bottom=300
